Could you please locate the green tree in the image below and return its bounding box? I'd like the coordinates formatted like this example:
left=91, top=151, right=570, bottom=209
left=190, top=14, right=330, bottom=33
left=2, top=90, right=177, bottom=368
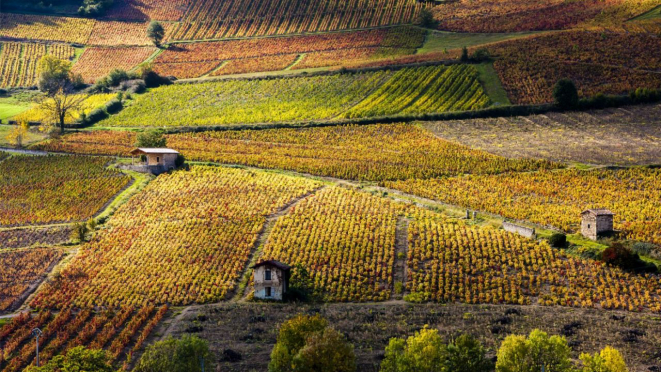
left=291, top=327, right=356, bottom=372
left=136, top=129, right=167, bottom=148
left=269, top=314, right=328, bottom=372
left=380, top=326, right=448, bottom=372
left=24, top=346, right=114, bottom=372
left=553, top=78, right=579, bottom=109
left=460, top=47, right=469, bottom=63
left=580, top=346, right=628, bottom=372
left=496, top=329, right=572, bottom=372
left=134, top=335, right=212, bottom=372
left=417, top=8, right=436, bottom=29
left=147, top=21, right=165, bottom=47
left=446, top=334, right=493, bottom=372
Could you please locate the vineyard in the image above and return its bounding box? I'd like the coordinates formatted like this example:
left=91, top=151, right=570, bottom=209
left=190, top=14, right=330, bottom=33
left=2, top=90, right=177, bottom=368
left=152, top=27, right=426, bottom=79
left=424, top=103, right=661, bottom=165
left=13, top=94, right=116, bottom=124
left=71, top=46, right=156, bottom=84
left=168, top=0, right=425, bottom=40
left=30, top=166, right=322, bottom=309
left=343, top=65, right=490, bottom=118
left=407, top=209, right=661, bottom=312
left=488, top=30, right=661, bottom=104
left=0, top=227, right=71, bottom=250
left=431, top=0, right=661, bottom=33
left=0, top=13, right=95, bottom=44
left=388, top=167, right=661, bottom=245
left=0, top=42, right=75, bottom=88
left=98, top=65, right=495, bottom=127
left=0, top=247, right=64, bottom=312
left=88, top=21, right=166, bottom=46
left=34, top=124, right=558, bottom=181
left=99, top=71, right=392, bottom=126
left=0, top=155, right=131, bottom=226
left=103, top=0, right=190, bottom=21
left=261, top=186, right=407, bottom=302
left=0, top=305, right=168, bottom=371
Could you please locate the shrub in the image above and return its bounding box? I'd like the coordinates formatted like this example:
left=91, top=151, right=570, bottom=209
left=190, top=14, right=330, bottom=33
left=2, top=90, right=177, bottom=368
left=78, top=0, right=114, bottom=16
left=104, top=98, right=123, bottom=114
left=136, top=129, right=167, bottom=148
left=417, top=8, right=437, bottom=28
left=269, top=314, right=329, bottom=372
left=446, top=334, right=493, bottom=372
left=380, top=326, right=447, bottom=372
left=549, top=233, right=567, bottom=248
left=291, top=327, right=355, bottom=372
left=25, top=346, right=114, bottom=372
left=70, top=222, right=89, bottom=243
left=602, top=242, right=658, bottom=274
left=496, top=329, right=572, bottom=372
left=553, top=79, right=579, bottom=109
left=579, top=346, right=627, bottom=372
left=470, top=48, right=491, bottom=62
left=134, top=335, right=212, bottom=372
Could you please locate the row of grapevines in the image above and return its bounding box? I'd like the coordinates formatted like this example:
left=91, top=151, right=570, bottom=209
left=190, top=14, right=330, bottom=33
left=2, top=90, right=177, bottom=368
left=0, top=42, right=74, bottom=88
left=30, top=166, right=322, bottom=308
left=387, top=167, right=661, bottom=245
left=261, top=186, right=407, bottom=302
left=153, top=26, right=425, bottom=78
left=343, top=65, right=491, bottom=119
left=71, top=46, right=156, bottom=84
left=170, top=0, right=425, bottom=40
left=488, top=29, right=661, bottom=104
left=0, top=248, right=64, bottom=312
left=101, top=70, right=391, bottom=127
left=0, top=305, right=167, bottom=371
left=0, top=13, right=95, bottom=44
left=34, top=124, right=559, bottom=181
left=407, top=209, right=661, bottom=312
left=87, top=21, right=174, bottom=46
left=0, top=155, right=131, bottom=226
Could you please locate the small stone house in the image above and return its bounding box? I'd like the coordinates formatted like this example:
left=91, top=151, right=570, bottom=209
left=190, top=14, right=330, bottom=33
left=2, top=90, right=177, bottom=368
left=252, top=260, right=290, bottom=301
left=581, top=209, right=614, bottom=240
left=129, top=148, right=179, bottom=175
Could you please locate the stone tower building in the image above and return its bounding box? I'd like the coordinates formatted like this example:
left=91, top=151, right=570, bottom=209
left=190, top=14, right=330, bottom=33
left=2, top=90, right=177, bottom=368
left=581, top=209, right=614, bottom=240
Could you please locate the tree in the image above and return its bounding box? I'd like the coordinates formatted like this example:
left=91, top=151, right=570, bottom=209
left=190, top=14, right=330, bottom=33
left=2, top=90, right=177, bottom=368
left=291, top=327, right=356, bottom=372
left=269, top=314, right=328, bottom=372
left=553, top=78, right=579, bottom=109
left=580, top=346, right=628, bottom=372
left=136, top=129, right=167, bottom=148
left=380, top=326, right=448, bottom=372
left=71, top=222, right=89, bottom=243
left=147, top=21, right=165, bottom=47
left=286, top=263, right=314, bottom=301
left=134, top=335, right=212, bottom=372
left=496, top=329, right=572, bottom=372
left=5, top=122, right=29, bottom=148
left=460, top=47, right=469, bottom=63
left=446, top=334, right=493, bottom=372
left=549, top=233, right=567, bottom=248
left=24, top=346, right=114, bottom=372
left=37, top=55, right=86, bottom=134
left=417, top=8, right=436, bottom=28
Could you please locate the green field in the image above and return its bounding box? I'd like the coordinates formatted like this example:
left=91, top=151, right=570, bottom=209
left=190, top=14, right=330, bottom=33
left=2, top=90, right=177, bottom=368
left=99, top=65, right=494, bottom=128
left=632, top=5, right=661, bottom=20
left=0, top=99, right=33, bottom=122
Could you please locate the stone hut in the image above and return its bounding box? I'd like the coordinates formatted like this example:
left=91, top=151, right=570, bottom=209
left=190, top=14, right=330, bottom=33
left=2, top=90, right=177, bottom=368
left=129, top=148, right=179, bottom=175
left=581, top=209, right=614, bottom=240
left=252, top=260, right=290, bottom=301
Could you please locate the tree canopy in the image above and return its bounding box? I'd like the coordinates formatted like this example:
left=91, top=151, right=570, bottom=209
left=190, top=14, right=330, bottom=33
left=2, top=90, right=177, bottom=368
left=24, top=346, right=114, bottom=372
left=134, top=335, right=212, bottom=372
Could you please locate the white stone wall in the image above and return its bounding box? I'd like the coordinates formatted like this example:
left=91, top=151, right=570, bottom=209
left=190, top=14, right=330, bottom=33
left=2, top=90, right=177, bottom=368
left=503, top=222, right=536, bottom=239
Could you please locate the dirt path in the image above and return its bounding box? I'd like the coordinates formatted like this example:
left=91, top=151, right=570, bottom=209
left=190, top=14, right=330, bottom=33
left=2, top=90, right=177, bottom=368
left=392, top=216, right=410, bottom=300
left=229, top=185, right=327, bottom=302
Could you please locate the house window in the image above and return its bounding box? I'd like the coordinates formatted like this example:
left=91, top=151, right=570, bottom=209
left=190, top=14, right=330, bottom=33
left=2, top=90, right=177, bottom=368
left=588, top=224, right=591, bottom=229
left=265, top=269, right=272, bottom=281
left=156, top=156, right=160, bottom=163
left=265, top=287, right=272, bottom=297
